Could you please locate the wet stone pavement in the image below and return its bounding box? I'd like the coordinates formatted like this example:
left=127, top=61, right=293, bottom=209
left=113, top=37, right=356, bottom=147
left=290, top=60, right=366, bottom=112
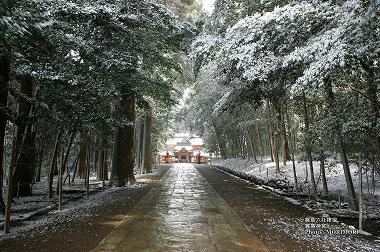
left=93, top=163, right=268, bottom=251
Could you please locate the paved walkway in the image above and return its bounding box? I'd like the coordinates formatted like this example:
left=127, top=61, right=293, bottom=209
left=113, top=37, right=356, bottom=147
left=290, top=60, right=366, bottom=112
left=93, top=163, right=268, bottom=251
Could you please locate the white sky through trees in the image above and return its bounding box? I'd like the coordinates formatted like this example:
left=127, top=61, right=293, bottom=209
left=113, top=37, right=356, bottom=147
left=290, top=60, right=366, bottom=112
left=200, top=0, right=215, bottom=13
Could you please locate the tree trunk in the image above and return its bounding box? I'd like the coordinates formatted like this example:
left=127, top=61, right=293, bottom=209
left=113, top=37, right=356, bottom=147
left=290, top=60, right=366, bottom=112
left=245, top=134, right=250, bottom=161
left=110, top=128, right=120, bottom=186
left=233, top=130, right=238, bottom=158
left=85, top=150, right=90, bottom=197
left=291, top=147, right=298, bottom=191
left=58, top=144, right=64, bottom=176
left=227, top=131, right=235, bottom=158
left=266, top=101, right=275, bottom=162
left=234, top=131, right=239, bottom=158
left=273, top=102, right=291, bottom=167
left=247, top=130, right=257, bottom=163
left=372, top=166, right=375, bottom=194
left=213, top=123, right=227, bottom=159
left=320, top=150, right=328, bottom=194
left=339, top=139, right=357, bottom=210
left=35, top=147, right=43, bottom=183
left=245, top=134, right=249, bottom=161
left=325, top=79, right=357, bottom=210
left=48, top=131, right=62, bottom=198
left=133, top=118, right=139, bottom=171
left=114, top=89, right=136, bottom=186
left=269, top=101, right=280, bottom=172
left=64, top=152, right=79, bottom=184
left=5, top=113, right=34, bottom=230
left=302, top=90, right=317, bottom=199
left=99, top=146, right=105, bottom=181
left=78, top=132, right=88, bottom=179
left=0, top=51, right=10, bottom=212
left=12, top=75, right=35, bottom=197
left=239, top=130, right=245, bottom=158
left=98, top=138, right=104, bottom=180
left=56, top=128, right=76, bottom=194
left=282, top=122, right=291, bottom=164
left=240, top=131, right=246, bottom=159
left=358, top=154, right=363, bottom=231
left=361, top=60, right=380, bottom=175
left=256, top=126, right=264, bottom=163
left=274, top=133, right=280, bottom=173
left=305, top=161, right=308, bottom=183
left=94, top=138, right=100, bottom=178
left=285, top=112, right=298, bottom=190
left=138, top=119, right=144, bottom=171
left=143, top=111, right=152, bottom=173
left=104, top=149, right=109, bottom=180
left=4, top=136, right=17, bottom=233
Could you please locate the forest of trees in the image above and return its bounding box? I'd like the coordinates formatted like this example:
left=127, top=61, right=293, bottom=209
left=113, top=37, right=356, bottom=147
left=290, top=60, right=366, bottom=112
left=1, top=0, right=379, bottom=235
left=0, top=0, right=203, bottom=232
left=186, top=0, right=380, bottom=211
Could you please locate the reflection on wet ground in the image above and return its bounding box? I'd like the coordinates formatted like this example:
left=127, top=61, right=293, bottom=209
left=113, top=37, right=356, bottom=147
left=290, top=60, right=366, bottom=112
left=93, top=163, right=268, bottom=251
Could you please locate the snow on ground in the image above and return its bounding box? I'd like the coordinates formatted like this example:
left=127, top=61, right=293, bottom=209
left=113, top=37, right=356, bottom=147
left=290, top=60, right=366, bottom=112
left=263, top=215, right=380, bottom=252
left=213, top=156, right=380, bottom=221
left=0, top=175, right=107, bottom=223
left=213, top=157, right=380, bottom=249
left=0, top=173, right=148, bottom=240
left=215, top=156, right=378, bottom=195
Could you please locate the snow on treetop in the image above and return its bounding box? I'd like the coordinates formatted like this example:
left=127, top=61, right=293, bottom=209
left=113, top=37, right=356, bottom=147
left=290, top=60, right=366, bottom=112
left=195, top=0, right=378, bottom=102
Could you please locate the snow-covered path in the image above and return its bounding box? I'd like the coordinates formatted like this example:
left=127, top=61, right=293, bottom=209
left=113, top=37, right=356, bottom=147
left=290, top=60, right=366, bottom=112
left=94, top=163, right=267, bottom=251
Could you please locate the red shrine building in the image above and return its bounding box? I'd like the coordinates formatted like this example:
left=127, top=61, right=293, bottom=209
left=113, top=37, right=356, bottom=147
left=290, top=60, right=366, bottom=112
left=161, top=132, right=209, bottom=163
